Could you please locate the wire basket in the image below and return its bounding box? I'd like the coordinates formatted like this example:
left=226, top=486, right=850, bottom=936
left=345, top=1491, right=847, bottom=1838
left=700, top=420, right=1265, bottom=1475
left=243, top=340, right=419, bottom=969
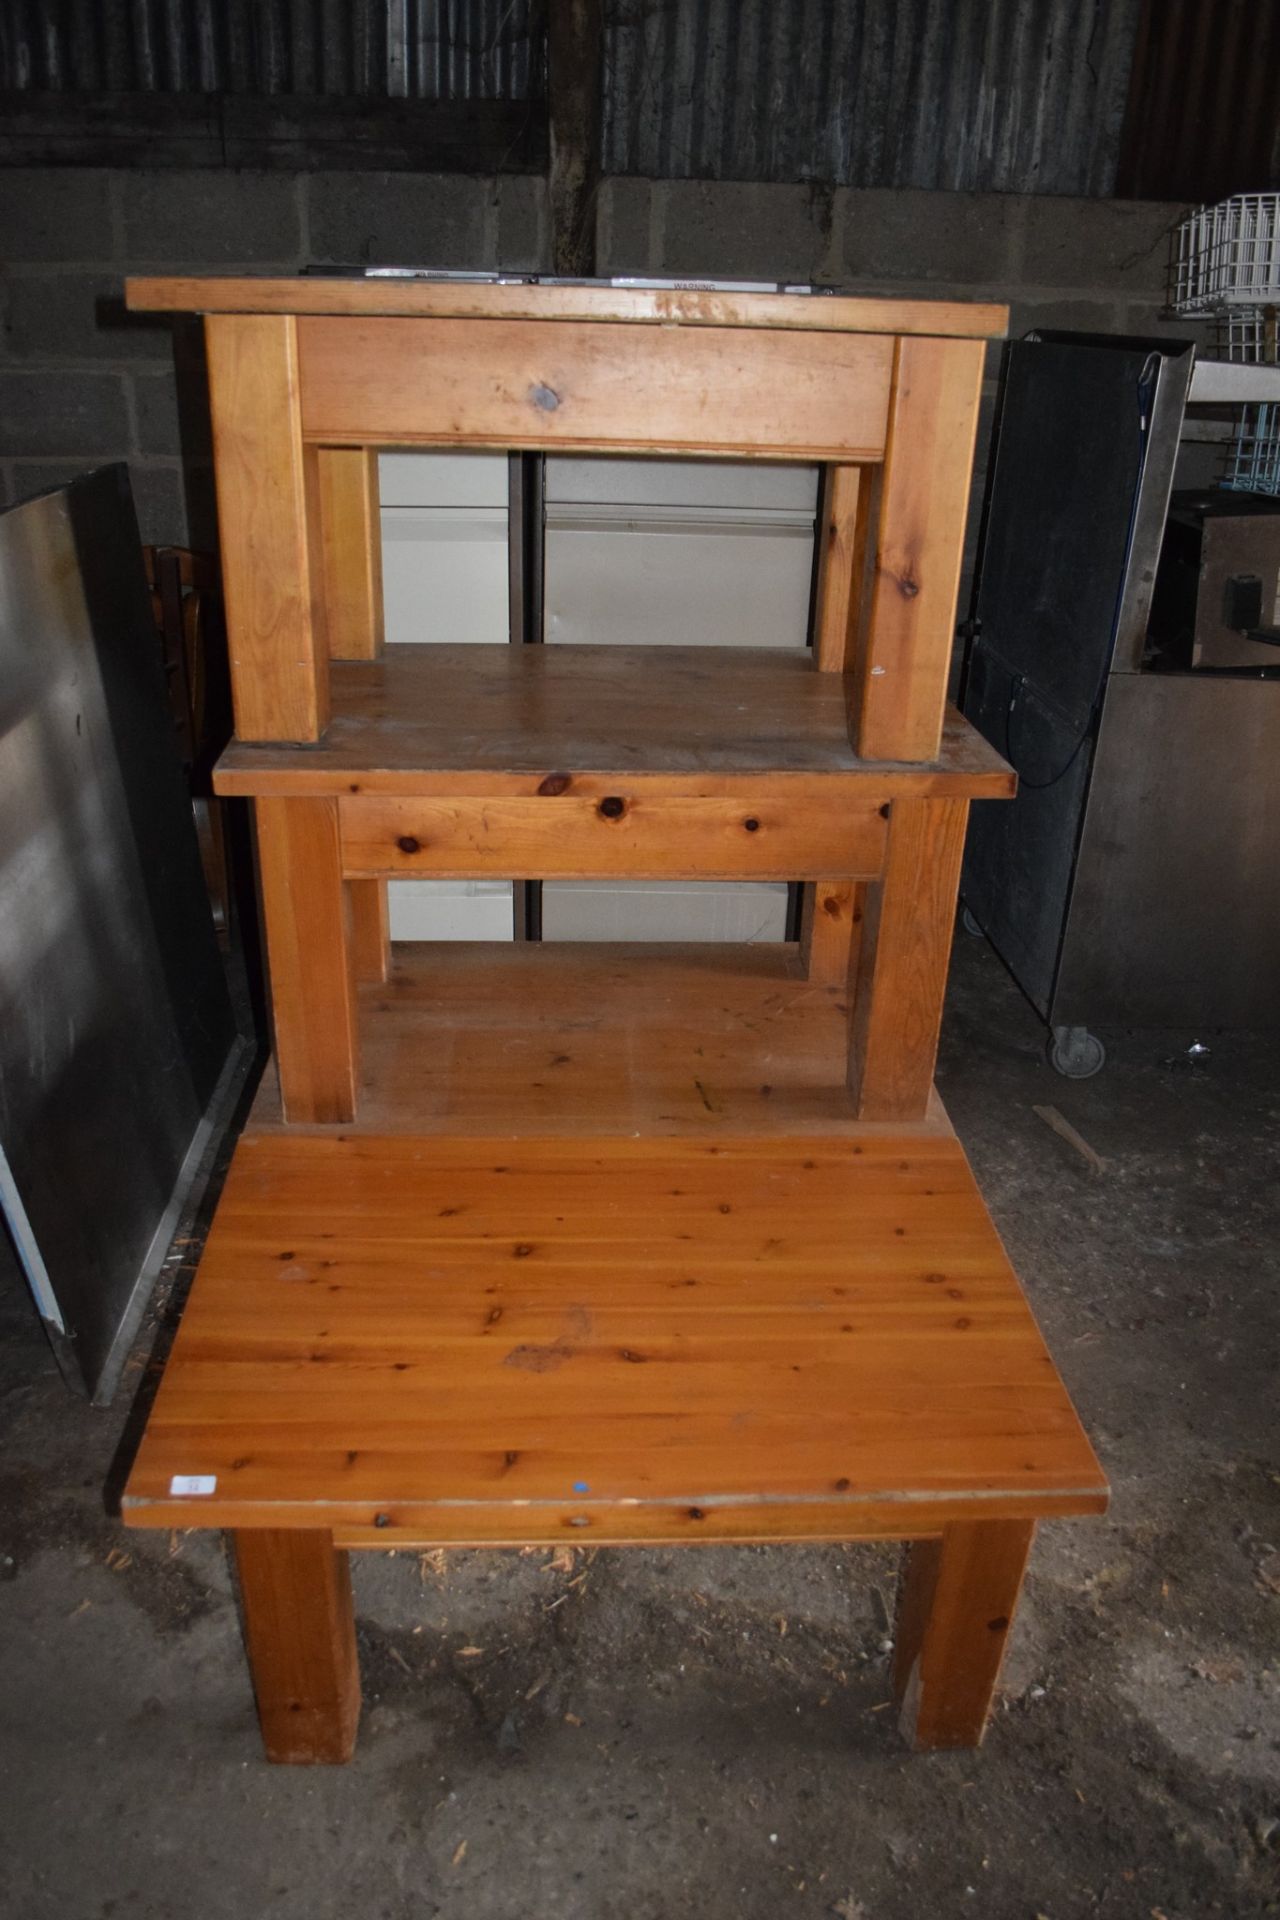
left=1171, top=195, right=1280, bottom=313
left=1211, top=309, right=1279, bottom=363
left=1222, top=403, right=1280, bottom=495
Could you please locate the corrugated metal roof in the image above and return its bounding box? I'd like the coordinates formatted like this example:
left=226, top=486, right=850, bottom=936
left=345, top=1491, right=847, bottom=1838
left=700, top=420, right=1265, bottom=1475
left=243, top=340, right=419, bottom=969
left=1117, top=0, right=1280, bottom=199
left=602, top=0, right=1142, bottom=195
left=1, top=0, right=1187, bottom=198
left=0, top=0, right=542, bottom=99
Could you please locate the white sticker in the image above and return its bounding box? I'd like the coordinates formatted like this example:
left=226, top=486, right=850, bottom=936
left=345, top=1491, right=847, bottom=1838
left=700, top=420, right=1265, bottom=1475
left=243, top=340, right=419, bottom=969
left=169, top=1474, right=217, bottom=1496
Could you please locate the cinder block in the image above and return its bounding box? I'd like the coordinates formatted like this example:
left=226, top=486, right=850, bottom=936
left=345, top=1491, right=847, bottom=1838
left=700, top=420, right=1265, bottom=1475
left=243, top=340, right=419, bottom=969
left=307, top=173, right=488, bottom=268
left=1122, top=302, right=1213, bottom=350
left=837, top=188, right=1024, bottom=287
left=132, top=370, right=182, bottom=457
left=496, top=174, right=548, bottom=272
left=1022, top=197, right=1181, bottom=298
left=122, top=170, right=302, bottom=266
left=1008, top=297, right=1127, bottom=341
left=655, top=182, right=829, bottom=282
left=2, top=271, right=176, bottom=361
left=596, top=179, right=652, bottom=275
left=132, top=321, right=212, bottom=459
left=0, top=170, right=115, bottom=262
left=0, top=369, right=131, bottom=457
left=127, top=461, right=190, bottom=546
left=5, top=455, right=191, bottom=545
left=6, top=460, right=100, bottom=509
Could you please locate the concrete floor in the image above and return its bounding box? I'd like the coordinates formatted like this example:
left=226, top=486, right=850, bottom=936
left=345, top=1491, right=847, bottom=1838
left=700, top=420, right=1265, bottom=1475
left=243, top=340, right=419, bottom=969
left=1, top=932, right=1277, bottom=1920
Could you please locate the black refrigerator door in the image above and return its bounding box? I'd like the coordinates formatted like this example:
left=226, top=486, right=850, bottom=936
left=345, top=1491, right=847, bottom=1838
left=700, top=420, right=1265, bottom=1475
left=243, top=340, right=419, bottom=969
left=961, top=337, right=1155, bottom=1017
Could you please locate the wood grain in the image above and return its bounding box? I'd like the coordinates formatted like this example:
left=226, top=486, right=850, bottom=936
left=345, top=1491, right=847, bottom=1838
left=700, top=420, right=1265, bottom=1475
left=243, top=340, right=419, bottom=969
left=122, top=1132, right=1107, bottom=1539
left=799, top=879, right=862, bottom=988
left=128, top=276, right=1009, bottom=341
left=205, top=314, right=328, bottom=742
left=813, top=464, right=875, bottom=672
left=255, top=797, right=358, bottom=1124
left=347, top=878, right=389, bottom=984
left=235, top=1529, right=360, bottom=1762
left=315, top=446, right=384, bottom=660
left=849, top=796, right=968, bottom=1122
left=339, top=792, right=887, bottom=882
left=894, top=1518, right=1036, bottom=1748
left=212, top=645, right=1017, bottom=799
left=296, top=316, right=894, bottom=460
left=852, top=336, right=986, bottom=762
left=244, top=941, right=938, bottom=1141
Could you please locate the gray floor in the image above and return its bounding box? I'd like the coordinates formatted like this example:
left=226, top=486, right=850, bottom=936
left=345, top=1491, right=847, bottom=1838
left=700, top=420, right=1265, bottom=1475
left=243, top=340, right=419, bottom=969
left=2, top=932, right=1277, bottom=1920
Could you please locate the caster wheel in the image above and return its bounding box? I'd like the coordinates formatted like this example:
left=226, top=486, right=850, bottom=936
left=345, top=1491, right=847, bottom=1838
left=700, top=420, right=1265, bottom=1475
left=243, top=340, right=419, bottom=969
left=961, top=906, right=984, bottom=938
left=1048, top=1026, right=1106, bottom=1079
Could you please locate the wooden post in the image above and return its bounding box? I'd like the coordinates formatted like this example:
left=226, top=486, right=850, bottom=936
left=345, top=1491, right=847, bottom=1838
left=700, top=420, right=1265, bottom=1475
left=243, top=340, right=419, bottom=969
left=349, top=878, right=390, bottom=984
left=798, top=879, right=862, bottom=989
left=813, top=463, right=875, bottom=672
left=205, top=314, right=329, bottom=742
left=235, top=1530, right=360, bottom=1764
left=256, top=797, right=358, bottom=1123
left=315, top=446, right=384, bottom=660
left=801, top=465, right=875, bottom=972
left=848, top=796, right=967, bottom=1121
left=848, top=336, right=985, bottom=763
left=548, top=0, right=603, bottom=276
left=893, top=1519, right=1036, bottom=1749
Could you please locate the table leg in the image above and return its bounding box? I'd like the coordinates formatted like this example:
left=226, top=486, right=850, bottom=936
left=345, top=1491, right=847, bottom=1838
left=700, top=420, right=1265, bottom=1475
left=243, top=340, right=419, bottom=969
left=234, top=1529, right=361, bottom=1764
left=798, top=878, right=861, bottom=988
left=893, top=1518, right=1036, bottom=1749
left=255, top=796, right=359, bottom=1123
left=349, top=878, right=390, bottom=984
left=848, top=794, right=968, bottom=1121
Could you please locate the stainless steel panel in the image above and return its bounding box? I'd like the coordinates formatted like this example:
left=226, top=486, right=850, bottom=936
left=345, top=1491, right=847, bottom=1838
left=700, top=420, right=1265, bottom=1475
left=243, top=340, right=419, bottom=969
left=0, top=468, right=238, bottom=1399
left=1196, top=513, right=1280, bottom=671
left=1109, top=343, right=1195, bottom=673
left=1054, top=674, right=1280, bottom=1028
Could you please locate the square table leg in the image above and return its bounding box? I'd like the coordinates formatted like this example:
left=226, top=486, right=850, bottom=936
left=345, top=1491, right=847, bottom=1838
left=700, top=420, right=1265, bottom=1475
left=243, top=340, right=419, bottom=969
left=234, top=1529, right=361, bottom=1764
left=848, top=794, right=968, bottom=1121
left=255, top=796, right=359, bottom=1123
left=893, top=1518, right=1036, bottom=1749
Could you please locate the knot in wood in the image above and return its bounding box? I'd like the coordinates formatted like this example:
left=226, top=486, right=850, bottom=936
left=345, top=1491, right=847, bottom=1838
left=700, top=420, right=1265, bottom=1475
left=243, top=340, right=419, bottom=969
left=537, top=770, right=572, bottom=796
left=530, top=382, right=561, bottom=411
left=598, top=795, right=626, bottom=819
left=396, top=834, right=421, bottom=854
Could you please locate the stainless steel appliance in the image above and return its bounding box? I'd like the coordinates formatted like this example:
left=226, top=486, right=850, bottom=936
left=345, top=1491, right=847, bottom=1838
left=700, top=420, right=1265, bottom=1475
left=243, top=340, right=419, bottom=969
left=0, top=468, right=241, bottom=1397
left=961, top=332, right=1280, bottom=1073
left=1147, top=491, right=1280, bottom=671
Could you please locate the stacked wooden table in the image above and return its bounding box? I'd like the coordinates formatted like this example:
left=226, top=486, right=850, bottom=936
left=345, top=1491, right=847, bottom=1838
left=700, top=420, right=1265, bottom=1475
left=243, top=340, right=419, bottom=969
left=121, top=276, right=1106, bottom=1764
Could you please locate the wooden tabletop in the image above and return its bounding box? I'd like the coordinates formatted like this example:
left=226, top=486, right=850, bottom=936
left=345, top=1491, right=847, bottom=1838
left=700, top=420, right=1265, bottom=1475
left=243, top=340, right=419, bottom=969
left=123, top=1132, right=1106, bottom=1544
left=126, top=276, right=1008, bottom=339
left=213, top=647, right=1016, bottom=798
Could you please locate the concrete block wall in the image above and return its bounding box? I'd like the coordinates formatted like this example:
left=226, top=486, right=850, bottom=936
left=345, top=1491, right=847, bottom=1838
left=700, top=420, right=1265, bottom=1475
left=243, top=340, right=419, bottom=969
left=2, top=167, right=1202, bottom=560
left=596, top=179, right=1193, bottom=339
left=596, top=180, right=1210, bottom=599
left=0, top=168, right=549, bottom=545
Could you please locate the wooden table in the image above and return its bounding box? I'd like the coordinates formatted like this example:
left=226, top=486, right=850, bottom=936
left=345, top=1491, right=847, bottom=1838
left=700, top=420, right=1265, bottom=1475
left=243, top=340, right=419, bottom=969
left=120, top=274, right=1106, bottom=1763
left=125, top=1131, right=1105, bottom=1761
